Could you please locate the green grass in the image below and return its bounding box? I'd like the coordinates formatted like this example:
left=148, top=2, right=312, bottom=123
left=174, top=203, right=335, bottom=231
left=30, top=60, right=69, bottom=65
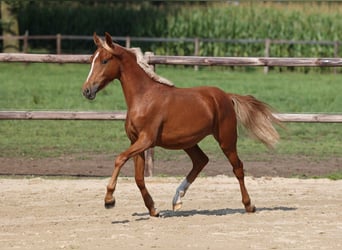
left=0, top=63, right=341, bottom=163
left=324, top=172, right=342, bottom=180
left=292, top=171, right=342, bottom=181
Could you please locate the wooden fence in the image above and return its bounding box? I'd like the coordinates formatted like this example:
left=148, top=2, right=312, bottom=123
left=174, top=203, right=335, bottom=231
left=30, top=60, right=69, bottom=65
left=2, top=34, right=341, bottom=73
left=1, top=53, right=341, bottom=123
left=1, top=53, right=341, bottom=175
left=2, top=52, right=342, bottom=67
left=0, top=111, right=341, bottom=123
left=0, top=33, right=340, bottom=58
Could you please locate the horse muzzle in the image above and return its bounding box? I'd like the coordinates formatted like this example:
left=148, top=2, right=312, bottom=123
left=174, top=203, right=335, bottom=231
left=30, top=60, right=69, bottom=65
left=82, top=84, right=99, bottom=100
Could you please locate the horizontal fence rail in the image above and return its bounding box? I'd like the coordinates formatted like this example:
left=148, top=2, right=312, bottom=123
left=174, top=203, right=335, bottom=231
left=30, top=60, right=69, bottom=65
left=2, top=34, right=339, bottom=45
left=1, top=111, right=341, bottom=123
left=147, top=56, right=342, bottom=67
left=0, top=111, right=126, bottom=120
left=273, top=113, right=342, bottom=123
left=0, top=53, right=90, bottom=64
left=2, top=53, right=342, bottom=67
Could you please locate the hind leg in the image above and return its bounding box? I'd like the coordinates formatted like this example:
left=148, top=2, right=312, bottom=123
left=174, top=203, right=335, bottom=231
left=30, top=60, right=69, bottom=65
left=172, top=145, right=209, bottom=211
left=215, top=121, right=256, bottom=213
left=225, top=150, right=256, bottom=213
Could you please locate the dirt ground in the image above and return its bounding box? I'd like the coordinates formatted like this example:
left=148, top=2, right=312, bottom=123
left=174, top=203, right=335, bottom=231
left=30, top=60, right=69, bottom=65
left=0, top=176, right=341, bottom=249
left=0, top=155, right=341, bottom=249
left=0, top=153, right=341, bottom=178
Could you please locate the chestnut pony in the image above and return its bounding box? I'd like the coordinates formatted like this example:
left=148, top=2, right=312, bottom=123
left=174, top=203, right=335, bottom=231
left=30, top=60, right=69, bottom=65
left=82, top=33, right=280, bottom=217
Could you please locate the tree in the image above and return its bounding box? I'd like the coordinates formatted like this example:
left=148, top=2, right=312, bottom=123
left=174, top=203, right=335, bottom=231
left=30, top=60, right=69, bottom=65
left=1, top=1, right=19, bottom=52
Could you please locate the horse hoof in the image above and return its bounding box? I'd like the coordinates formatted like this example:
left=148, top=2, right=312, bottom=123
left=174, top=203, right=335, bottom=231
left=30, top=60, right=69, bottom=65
left=246, top=204, right=256, bottom=213
left=173, top=202, right=182, bottom=211
left=150, top=208, right=160, bottom=217
left=104, top=199, right=115, bottom=209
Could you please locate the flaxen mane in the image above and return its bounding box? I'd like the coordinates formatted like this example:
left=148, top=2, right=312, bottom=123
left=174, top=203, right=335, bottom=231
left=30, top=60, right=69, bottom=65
left=102, top=40, right=174, bottom=87
left=129, top=48, right=174, bottom=87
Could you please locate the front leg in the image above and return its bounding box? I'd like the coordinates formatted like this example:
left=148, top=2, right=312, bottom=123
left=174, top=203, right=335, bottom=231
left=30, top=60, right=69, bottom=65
left=104, top=153, right=127, bottom=209
left=104, top=133, right=153, bottom=210
left=134, top=153, right=159, bottom=217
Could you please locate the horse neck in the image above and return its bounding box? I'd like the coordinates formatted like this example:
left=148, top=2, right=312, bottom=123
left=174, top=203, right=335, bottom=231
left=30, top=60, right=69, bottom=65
left=118, top=56, right=155, bottom=109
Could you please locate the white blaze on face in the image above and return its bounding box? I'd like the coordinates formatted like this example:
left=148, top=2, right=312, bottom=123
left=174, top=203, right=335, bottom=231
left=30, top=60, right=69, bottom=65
left=86, top=51, right=100, bottom=82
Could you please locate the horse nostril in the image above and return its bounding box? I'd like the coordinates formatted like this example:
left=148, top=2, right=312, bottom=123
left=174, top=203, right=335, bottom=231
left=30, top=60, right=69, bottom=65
left=82, top=84, right=99, bottom=100
left=83, top=88, right=90, bottom=97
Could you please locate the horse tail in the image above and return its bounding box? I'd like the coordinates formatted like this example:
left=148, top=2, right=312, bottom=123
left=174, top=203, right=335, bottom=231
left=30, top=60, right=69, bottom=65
left=230, top=94, right=282, bottom=149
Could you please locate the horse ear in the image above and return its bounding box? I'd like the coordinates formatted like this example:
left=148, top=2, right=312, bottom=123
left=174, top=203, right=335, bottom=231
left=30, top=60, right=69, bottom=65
left=93, top=32, right=102, bottom=47
left=105, top=32, right=114, bottom=48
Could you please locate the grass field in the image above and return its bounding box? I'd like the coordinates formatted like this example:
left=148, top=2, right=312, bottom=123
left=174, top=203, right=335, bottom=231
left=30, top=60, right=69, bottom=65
left=0, top=63, right=341, bottom=162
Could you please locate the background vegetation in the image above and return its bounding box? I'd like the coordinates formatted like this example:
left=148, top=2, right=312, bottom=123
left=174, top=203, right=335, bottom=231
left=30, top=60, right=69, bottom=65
left=1, top=1, right=342, bottom=58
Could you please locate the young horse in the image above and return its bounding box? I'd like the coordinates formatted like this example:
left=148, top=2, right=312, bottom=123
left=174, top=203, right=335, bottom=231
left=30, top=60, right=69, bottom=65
left=82, top=32, right=281, bottom=217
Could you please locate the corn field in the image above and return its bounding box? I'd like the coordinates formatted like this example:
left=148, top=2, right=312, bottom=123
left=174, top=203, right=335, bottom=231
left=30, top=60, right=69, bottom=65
left=14, top=2, right=342, bottom=59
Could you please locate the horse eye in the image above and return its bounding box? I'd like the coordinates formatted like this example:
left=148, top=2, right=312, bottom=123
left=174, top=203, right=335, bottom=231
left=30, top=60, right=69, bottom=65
left=101, top=59, right=108, bottom=65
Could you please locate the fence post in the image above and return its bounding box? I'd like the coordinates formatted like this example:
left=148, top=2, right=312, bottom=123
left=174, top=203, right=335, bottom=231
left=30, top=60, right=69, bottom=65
left=264, top=38, right=271, bottom=74
left=56, top=33, right=62, bottom=54
left=125, top=36, right=131, bottom=48
left=194, top=37, right=199, bottom=71
left=144, top=148, right=154, bottom=177
left=23, top=30, right=29, bottom=53
left=334, top=41, right=339, bottom=74
left=143, top=51, right=155, bottom=177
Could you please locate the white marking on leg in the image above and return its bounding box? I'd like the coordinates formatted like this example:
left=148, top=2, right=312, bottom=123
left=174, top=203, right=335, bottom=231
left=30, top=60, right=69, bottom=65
left=172, top=178, right=191, bottom=210
left=86, top=51, right=100, bottom=82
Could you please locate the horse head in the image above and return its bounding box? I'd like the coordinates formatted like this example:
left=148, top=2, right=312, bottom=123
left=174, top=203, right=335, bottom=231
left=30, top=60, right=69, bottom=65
left=82, top=32, right=122, bottom=100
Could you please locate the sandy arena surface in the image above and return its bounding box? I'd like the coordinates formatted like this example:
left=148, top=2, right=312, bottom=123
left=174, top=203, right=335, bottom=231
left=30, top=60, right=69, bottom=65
left=0, top=176, right=341, bottom=250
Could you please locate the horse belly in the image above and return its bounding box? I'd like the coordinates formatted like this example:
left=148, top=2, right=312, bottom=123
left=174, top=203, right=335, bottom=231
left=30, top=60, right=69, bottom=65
left=157, top=110, right=213, bottom=149
left=157, top=132, right=210, bottom=149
